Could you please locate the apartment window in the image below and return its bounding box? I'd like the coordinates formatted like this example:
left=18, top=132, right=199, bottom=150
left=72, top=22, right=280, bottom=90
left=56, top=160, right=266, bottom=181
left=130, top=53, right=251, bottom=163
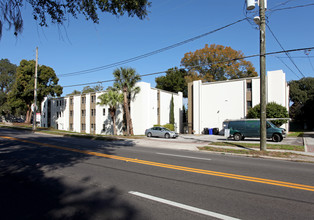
left=91, top=123, right=96, bottom=131
left=82, top=97, right=85, bottom=104
left=70, top=110, right=73, bottom=117
left=70, top=123, right=73, bottom=131
left=91, top=109, right=96, bottom=116
left=103, top=108, right=106, bottom=116
left=81, top=123, right=86, bottom=131
left=91, top=95, right=96, bottom=103
left=247, top=82, right=252, bottom=91
left=70, top=98, right=73, bottom=105
left=81, top=110, right=86, bottom=116
left=57, top=101, right=59, bottom=106
left=247, top=101, right=252, bottom=110
left=103, top=123, right=106, bottom=131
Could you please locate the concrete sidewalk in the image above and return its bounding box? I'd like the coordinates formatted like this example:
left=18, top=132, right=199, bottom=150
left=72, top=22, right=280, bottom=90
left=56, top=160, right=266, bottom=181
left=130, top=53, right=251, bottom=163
left=133, top=134, right=314, bottom=162
left=304, top=131, right=314, bottom=153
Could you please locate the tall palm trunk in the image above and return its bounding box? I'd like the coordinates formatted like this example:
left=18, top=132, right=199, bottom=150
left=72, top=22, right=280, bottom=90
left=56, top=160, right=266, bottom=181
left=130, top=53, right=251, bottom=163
left=123, top=86, right=134, bottom=135
left=109, top=109, right=117, bottom=135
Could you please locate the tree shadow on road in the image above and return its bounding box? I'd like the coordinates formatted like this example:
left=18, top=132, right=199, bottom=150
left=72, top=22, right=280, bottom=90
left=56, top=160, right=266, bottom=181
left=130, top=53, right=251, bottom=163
left=0, top=130, right=143, bottom=220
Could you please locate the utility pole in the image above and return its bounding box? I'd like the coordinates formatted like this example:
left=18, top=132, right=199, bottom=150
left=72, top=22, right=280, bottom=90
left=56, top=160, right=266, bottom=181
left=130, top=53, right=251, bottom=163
left=33, top=47, right=38, bottom=131
left=246, top=0, right=267, bottom=151
left=259, top=0, right=267, bottom=151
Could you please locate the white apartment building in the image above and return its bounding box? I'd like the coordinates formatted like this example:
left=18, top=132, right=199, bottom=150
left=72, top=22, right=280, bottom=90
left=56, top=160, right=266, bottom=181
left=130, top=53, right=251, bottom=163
left=41, top=82, right=183, bottom=135
left=188, top=70, right=290, bottom=134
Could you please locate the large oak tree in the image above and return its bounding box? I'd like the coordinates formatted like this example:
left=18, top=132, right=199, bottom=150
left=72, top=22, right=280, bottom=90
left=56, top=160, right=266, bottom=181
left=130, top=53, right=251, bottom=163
left=0, top=59, right=17, bottom=116
left=155, top=67, right=188, bottom=97
left=8, top=59, right=63, bottom=123
left=181, top=44, right=257, bottom=83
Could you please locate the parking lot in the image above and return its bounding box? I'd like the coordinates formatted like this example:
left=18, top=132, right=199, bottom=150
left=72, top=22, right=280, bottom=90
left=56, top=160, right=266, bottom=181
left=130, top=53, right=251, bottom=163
left=147, top=134, right=304, bottom=146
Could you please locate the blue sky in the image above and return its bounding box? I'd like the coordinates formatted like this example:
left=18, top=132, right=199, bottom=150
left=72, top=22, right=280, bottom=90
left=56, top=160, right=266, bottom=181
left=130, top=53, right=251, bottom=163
left=1, top=0, right=314, bottom=96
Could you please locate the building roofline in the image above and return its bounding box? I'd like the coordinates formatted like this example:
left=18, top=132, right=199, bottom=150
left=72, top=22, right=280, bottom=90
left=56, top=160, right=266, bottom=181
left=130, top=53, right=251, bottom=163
left=201, top=76, right=260, bottom=86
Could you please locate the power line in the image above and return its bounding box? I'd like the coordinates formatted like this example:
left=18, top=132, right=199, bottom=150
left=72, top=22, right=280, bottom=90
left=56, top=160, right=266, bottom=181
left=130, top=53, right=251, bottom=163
left=268, top=3, right=314, bottom=12
left=58, top=18, right=248, bottom=78
left=305, top=50, right=314, bottom=73
left=61, top=46, right=314, bottom=89
left=266, top=23, right=306, bottom=78
left=274, top=56, right=300, bottom=79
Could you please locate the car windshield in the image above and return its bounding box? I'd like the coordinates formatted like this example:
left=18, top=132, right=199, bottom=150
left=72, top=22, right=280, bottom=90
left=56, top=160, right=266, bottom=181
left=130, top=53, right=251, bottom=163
left=267, top=121, right=277, bottom=128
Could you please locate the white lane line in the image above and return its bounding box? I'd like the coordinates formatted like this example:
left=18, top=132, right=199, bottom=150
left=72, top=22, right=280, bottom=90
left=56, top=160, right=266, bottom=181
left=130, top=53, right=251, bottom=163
left=129, top=191, right=240, bottom=220
left=157, top=152, right=212, bottom=161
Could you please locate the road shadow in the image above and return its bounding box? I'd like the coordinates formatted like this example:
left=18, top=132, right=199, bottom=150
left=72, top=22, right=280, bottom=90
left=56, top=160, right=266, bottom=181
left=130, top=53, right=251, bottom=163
left=0, top=128, right=142, bottom=219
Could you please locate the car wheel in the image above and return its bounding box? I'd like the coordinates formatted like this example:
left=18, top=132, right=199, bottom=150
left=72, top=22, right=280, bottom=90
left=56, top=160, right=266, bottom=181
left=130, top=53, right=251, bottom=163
left=234, top=133, right=242, bottom=141
left=165, top=133, right=170, bottom=139
left=147, top=132, right=152, bottom=137
left=272, top=133, right=282, bottom=142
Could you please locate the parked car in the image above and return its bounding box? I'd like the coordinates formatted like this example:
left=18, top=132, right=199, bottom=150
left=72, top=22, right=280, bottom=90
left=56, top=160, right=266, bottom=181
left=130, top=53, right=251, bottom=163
left=145, top=126, right=178, bottom=138
left=226, top=119, right=286, bottom=142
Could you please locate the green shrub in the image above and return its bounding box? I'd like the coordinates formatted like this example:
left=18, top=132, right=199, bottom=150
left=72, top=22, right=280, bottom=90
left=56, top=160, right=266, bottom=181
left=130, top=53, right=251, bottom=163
left=163, top=123, right=174, bottom=131
left=247, top=102, right=289, bottom=127
left=153, top=124, right=175, bottom=131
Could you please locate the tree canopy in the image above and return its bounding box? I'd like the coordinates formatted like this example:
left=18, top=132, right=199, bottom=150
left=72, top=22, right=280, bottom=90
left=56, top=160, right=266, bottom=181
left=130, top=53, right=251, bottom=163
left=289, top=77, right=314, bottom=129
left=181, top=44, right=257, bottom=83
left=247, top=102, right=289, bottom=127
left=8, top=59, right=63, bottom=122
left=155, top=67, right=188, bottom=97
left=0, top=0, right=151, bottom=38
left=0, top=59, right=17, bottom=115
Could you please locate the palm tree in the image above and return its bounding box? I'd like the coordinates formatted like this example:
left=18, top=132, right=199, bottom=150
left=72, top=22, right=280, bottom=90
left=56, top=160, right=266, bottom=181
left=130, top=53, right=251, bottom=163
left=97, top=89, right=123, bottom=135
left=113, top=67, right=141, bottom=135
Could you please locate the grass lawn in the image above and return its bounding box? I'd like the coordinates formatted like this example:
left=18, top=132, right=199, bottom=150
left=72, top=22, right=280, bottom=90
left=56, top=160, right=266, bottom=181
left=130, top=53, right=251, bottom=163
left=198, top=146, right=311, bottom=159
left=209, top=142, right=304, bottom=151
left=287, top=132, right=304, bottom=137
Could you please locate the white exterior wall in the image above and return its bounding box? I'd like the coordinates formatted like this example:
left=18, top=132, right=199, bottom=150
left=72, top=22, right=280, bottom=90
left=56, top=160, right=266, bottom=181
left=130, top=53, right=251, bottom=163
left=198, top=80, right=246, bottom=133
left=191, top=70, right=289, bottom=134
left=73, top=95, right=81, bottom=132
left=63, top=97, right=70, bottom=131
left=193, top=80, right=202, bottom=134
left=174, top=92, right=183, bottom=133
left=41, top=97, right=48, bottom=127
left=85, top=94, right=91, bottom=133
left=95, top=92, right=104, bottom=134
left=251, top=78, right=260, bottom=107
left=41, top=81, right=183, bottom=135
left=267, top=70, right=289, bottom=107
left=149, top=89, right=158, bottom=126
left=131, top=82, right=152, bottom=135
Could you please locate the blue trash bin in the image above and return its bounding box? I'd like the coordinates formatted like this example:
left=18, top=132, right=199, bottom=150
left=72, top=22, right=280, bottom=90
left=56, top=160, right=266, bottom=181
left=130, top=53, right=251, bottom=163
left=208, top=128, right=213, bottom=135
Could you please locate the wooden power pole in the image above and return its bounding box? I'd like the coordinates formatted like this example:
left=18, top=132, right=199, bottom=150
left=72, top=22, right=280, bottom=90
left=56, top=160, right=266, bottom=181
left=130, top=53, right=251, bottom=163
left=33, top=47, right=38, bottom=131
left=259, top=0, right=267, bottom=151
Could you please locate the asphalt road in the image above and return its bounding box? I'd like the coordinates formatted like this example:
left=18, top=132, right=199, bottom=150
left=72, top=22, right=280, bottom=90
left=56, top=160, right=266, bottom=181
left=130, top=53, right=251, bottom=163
left=1, top=128, right=314, bottom=220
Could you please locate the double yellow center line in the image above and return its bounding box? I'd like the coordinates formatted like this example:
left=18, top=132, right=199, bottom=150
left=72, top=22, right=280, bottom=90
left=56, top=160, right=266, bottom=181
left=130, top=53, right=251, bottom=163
left=1, top=135, right=314, bottom=192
